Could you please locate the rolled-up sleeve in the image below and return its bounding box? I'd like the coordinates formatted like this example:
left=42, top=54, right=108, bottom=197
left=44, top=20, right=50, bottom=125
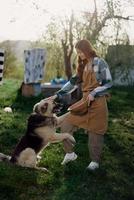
left=90, top=58, right=113, bottom=97
left=56, top=74, right=79, bottom=98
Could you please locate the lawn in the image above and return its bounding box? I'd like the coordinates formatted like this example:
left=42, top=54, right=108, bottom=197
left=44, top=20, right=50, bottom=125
left=0, top=79, right=134, bottom=200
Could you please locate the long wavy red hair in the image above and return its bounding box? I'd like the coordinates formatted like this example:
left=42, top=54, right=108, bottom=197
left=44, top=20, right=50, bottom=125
left=75, top=39, right=98, bottom=82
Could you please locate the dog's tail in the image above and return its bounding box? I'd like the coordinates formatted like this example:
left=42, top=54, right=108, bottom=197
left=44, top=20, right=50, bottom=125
left=0, top=153, right=11, bottom=162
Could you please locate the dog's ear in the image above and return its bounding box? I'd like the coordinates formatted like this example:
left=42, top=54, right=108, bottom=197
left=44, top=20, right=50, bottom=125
left=33, top=103, right=40, bottom=114
left=41, top=102, right=48, bottom=114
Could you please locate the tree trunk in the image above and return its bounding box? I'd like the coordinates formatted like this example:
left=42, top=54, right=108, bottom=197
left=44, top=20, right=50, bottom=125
left=61, top=13, right=74, bottom=80
left=62, top=40, right=72, bottom=80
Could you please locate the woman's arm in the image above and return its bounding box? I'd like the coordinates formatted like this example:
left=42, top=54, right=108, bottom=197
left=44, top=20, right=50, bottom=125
left=90, top=58, right=113, bottom=97
left=56, top=75, right=79, bottom=98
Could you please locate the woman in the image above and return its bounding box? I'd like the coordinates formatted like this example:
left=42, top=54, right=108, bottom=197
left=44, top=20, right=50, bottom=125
left=55, top=39, right=113, bottom=170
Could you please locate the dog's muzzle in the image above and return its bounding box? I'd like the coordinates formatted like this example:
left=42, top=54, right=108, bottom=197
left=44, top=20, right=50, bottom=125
left=52, top=102, right=60, bottom=113
left=52, top=101, right=63, bottom=114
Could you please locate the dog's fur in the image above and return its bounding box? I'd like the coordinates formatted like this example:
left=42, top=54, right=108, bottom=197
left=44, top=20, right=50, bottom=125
left=0, top=97, right=75, bottom=171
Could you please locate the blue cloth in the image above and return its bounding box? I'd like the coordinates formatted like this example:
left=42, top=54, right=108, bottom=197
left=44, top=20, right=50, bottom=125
left=51, top=78, right=67, bottom=85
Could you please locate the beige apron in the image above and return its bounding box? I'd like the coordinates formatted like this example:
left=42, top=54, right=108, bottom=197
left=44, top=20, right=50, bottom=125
left=65, top=62, right=108, bottom=135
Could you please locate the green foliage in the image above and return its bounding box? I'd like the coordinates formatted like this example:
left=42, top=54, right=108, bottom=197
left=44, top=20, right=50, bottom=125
left=0, top=42, right=16, bottom=76
left=45, top=42, right=65, bottom=81
left=7, top=62, right=24, bottom=80
left=0, top=41, right=24, bottom=80
left=24, top=40, right=65, bottom=82
left=0, top=80, right=134, bottom=200
left=106, top=45, right=134, bottom=84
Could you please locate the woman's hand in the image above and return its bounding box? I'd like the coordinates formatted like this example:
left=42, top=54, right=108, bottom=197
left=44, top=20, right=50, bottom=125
left=87, top=94, right=94, bottom=105
left=47, top=94, right=57, bottom=101
left=87, top=94, right=94, bottom=106
left=50, top=94, right=58, bottom=100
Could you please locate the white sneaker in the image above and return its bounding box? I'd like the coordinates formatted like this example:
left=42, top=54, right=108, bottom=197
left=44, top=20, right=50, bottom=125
left=61, top=152, right=78, bottom=165
left=87, top=161, right=99, bottom=171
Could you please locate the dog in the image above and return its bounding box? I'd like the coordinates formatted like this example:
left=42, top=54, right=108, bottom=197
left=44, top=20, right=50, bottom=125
left=0, top=96, right=75, bottom=172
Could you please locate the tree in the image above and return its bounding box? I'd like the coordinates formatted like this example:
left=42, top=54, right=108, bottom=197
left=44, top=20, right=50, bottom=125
left=14, top=0, right=134, bottom=80
left=59, top=0, right=133, bottom=78
left=0, top=41, right=18, bottom=78
left=44, top=14, right=75, bottom=80
left=41, top=20, right=65, bottom=81
left=78, top=0, right=132, bottom=45
left=61, top=13, right=75, bottom=80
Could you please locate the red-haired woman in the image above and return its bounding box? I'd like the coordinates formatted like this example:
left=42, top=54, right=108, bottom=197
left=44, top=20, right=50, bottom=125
left=56, top=39, right=113, bottom=171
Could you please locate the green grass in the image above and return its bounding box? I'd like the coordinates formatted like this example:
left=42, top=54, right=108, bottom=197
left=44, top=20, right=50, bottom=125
left=0, top=80, right=134, bottom=200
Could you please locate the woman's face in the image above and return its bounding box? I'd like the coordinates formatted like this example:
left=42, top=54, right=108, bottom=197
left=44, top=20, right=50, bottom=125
left=76, top=48, right=86, bottom=60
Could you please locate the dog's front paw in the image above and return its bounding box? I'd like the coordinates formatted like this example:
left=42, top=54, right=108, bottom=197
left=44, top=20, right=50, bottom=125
left=37, top=155, right=42, bottom=161
left=68, top=135, right=76, bottom=143
left=64, top=134, right=76, bottom=144
left=36, top=166, right=49, bottom=173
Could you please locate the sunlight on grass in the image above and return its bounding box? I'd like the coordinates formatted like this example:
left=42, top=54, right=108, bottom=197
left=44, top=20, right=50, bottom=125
left=0, top=80, right=134, bottom=200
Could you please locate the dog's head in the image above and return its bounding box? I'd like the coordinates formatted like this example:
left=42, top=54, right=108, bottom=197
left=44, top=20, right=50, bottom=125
left=33, top=97, right=60, bottom=116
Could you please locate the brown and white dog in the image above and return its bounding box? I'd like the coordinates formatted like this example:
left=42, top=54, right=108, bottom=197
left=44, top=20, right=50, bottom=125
left=0, top=97, right=75, bottom=171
